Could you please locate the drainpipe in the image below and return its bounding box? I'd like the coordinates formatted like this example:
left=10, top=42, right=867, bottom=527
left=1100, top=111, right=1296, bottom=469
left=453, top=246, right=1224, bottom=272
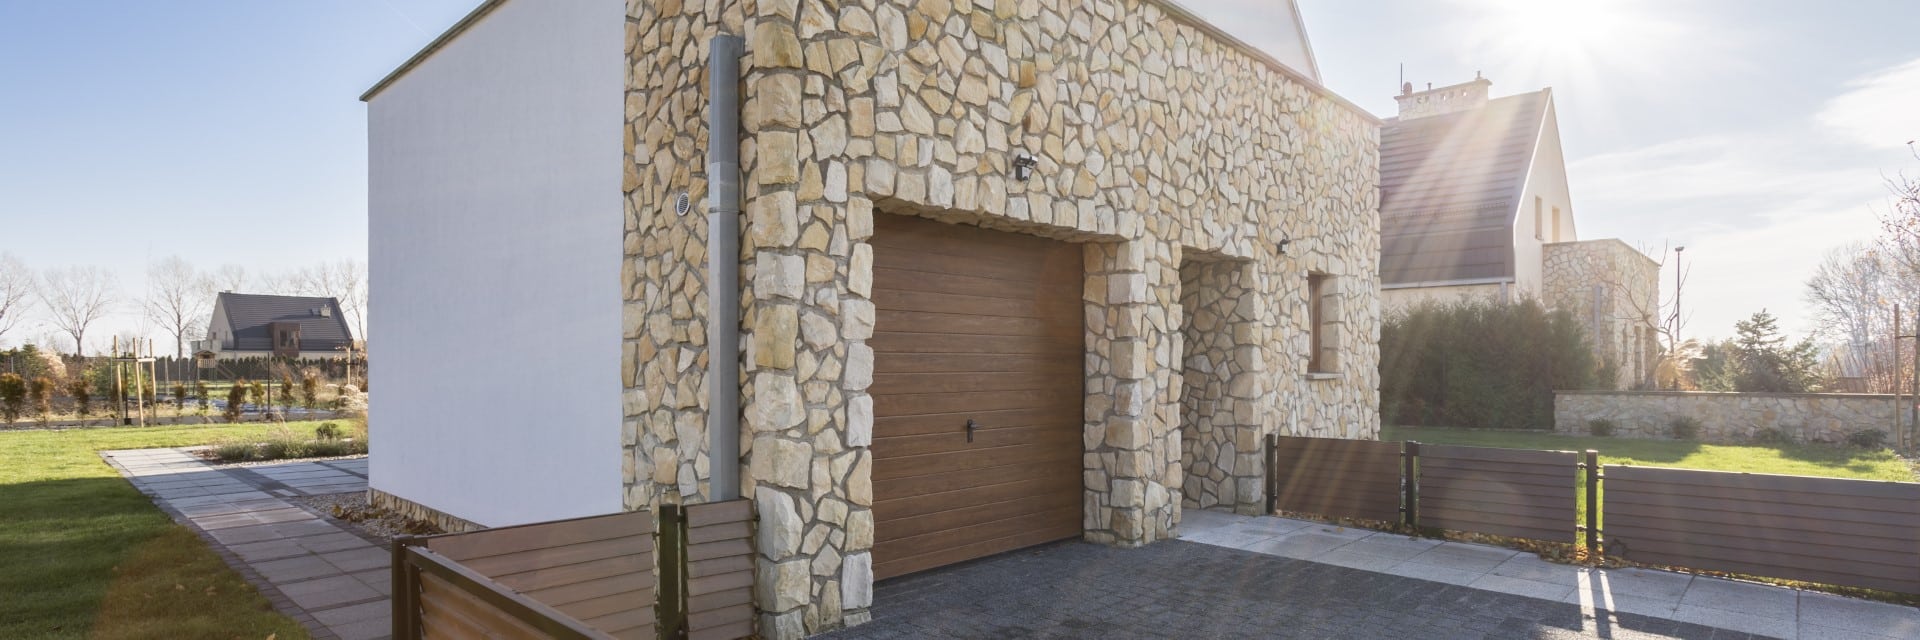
left=706, top=34, right=744, bottom=502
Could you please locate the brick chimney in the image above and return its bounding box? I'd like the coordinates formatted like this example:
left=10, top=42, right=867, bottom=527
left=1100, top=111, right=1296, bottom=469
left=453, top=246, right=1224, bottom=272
left=1395, top=73, right=1492, bottom=120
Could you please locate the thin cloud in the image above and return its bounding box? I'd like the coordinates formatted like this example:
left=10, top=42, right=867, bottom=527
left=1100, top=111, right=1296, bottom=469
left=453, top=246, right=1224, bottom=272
left=1816, top=57, right=1920, bottom=150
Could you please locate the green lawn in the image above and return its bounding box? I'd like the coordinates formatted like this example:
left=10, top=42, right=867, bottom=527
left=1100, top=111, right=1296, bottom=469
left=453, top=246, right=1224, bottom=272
left=1382, top=426, right=1914, bottom=482
left=0, top=423, right=320, bottom=639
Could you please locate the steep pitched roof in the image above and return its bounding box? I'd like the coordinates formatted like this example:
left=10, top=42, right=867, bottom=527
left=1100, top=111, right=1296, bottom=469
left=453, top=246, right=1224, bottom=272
left=217, top=292, right=354, bottom=352
left=1379, top=90, right=1549, bottom=285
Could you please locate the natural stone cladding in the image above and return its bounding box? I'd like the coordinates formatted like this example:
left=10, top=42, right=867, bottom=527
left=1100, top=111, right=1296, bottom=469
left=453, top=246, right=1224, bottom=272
left=1542, top=239, right=1660, bottom=389
left=1556, top=390, right=1898, bottom=444
left=625, top=0, right=1381, bottom=637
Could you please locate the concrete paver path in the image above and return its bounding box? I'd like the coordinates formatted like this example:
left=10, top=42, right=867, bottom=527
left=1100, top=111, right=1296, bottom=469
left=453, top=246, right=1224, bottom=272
left=101, top=449, right=389, bottom=640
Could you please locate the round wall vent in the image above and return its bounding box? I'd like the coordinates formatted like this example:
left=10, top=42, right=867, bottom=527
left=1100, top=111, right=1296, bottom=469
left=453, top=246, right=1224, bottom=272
left=674, top=192, right=692, bottom=216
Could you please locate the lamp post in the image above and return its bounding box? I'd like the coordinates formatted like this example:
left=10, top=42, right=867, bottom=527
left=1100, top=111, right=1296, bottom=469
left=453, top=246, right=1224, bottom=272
left=1672, top=246, right=1685, bottom=344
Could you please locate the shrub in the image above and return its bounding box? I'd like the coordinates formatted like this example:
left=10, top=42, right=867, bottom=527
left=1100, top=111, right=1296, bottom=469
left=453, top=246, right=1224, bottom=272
left=279, top=376, right=295, bottom=414
left=1750, top=427, right=1795, bottom=446
left=209, top=440, right=258, bottom=462
left=0, top=373, right=27, bottom=425
left=1669, top=416, right=1703, bottom=440
left=224, top=379, right=251, bottom=422
left=172, top=383, right=187, bottom=409
left=195, top=381, right=210, bottom=412
left=1845, top=429, right=1888, bottom=450
left=67, top=377, right=92, bottom=417
left=1380, top=298, right=1597, bottom=429
left=28, top=376, right=54, bottom=425
left=301, top=369, right=321, bottom=410
left=250, top=380, right=267, bottom=410
left=314, top=422, right=341, bottom=441
left=1586, top=418, right=1615, bottom=437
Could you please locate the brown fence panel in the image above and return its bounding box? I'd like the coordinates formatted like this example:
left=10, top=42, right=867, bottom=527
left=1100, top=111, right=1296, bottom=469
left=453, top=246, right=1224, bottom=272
left=1268, top=436, right=1404, bottom=522
left=1605, top=465, right=1920, bottom=594
left=683, top=500, right=754, bottom=640
left=1417, top=444, right=1578, bottom=543
left=397, top=511, right=657, bottom=639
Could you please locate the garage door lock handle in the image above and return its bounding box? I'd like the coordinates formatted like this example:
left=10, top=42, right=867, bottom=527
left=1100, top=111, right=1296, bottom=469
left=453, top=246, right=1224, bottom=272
left=965, top=419, right=978, bottom=443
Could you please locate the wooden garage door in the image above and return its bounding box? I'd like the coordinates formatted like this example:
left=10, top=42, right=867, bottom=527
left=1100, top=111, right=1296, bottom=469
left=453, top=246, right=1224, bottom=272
left=868, top=214, right=1086, bottom=580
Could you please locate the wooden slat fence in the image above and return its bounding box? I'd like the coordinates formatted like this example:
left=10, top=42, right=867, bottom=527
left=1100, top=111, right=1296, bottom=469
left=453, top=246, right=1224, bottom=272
left=1604, top=466, right=1920, bottom=594
left=1266, top=435, right=1404, bottom=523
left=683, top=500, right=754, bottom=640
left=394, top=511, right=658, bottom=640
left=1416, top=444, right=1578, bottom=543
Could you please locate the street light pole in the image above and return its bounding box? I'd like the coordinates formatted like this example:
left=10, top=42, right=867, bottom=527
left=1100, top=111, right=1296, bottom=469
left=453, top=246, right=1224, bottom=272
left=1672, top=246, right=1685, bottom=346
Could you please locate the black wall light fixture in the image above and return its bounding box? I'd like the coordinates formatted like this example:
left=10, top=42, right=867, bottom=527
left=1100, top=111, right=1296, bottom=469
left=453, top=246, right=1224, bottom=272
left=1277, top=235, right=1293, bottom=255
left=1012, top=152, right=1038, bottom=181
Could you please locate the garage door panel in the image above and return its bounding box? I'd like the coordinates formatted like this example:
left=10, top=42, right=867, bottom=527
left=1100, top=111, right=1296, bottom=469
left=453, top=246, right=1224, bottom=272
left=871, top=371, right=1078, bottom=395
left=871, top=522, right=1082, bottom=580
left=874, top=440, right=1083, bottom=481
left=875, top=309, right=1080, bottom=338
left=866, top=331, right=1083, bottom=356
left=871, top=389, right=1081, bottom=417
left=866, top=289, right=1078, bottom=320
left=876, top=491, right=1082, bottom=543
left=871, top=266, right=1077, bottom=302
left=872, top=353, right=1083, bottom=375
left=875, top=424, right=1082, bottom=457
left=870, top=214, right=1084, bottom=580
left=874, top=406, right=1083, bottom=437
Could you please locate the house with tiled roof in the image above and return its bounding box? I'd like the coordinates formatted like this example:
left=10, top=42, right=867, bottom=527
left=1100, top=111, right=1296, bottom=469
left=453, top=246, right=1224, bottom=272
left=198, top=292, right=355, bottom=360
left=1379, top=76, right=1660, bottom=388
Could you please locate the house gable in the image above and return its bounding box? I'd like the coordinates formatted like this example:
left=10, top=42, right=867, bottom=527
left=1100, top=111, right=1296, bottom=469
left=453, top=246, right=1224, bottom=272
left=212, top=292, right=355, bottom=354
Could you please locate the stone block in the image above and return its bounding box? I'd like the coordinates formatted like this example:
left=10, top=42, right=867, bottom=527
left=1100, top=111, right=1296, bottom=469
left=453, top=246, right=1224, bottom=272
left=841, top=552, right=874, bottom=608
left=756, top=486, right=802, bottom=560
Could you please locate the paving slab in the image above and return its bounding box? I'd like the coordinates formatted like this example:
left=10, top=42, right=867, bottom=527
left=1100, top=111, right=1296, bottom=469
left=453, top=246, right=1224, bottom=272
left=102, top=449, right=386, bottom=640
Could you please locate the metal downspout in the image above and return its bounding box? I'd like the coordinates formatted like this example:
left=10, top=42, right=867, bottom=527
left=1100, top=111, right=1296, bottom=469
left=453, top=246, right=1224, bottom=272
left=706, top=34, right=744, bottom=502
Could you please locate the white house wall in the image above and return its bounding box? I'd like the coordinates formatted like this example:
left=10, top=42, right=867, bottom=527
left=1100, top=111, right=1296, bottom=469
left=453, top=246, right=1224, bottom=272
left=1510, top=97, right=1574, bottom=300
left=365, top=0, right=624, bottom=527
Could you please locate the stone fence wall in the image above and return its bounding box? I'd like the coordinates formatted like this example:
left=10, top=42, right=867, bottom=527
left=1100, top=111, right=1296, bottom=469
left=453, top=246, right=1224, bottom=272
left=1554, top=390, right=1900, bottom=444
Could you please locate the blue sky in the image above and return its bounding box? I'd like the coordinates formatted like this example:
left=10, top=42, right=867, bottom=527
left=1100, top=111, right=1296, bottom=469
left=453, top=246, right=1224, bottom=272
left=2, top=0, right=1917, bottom=348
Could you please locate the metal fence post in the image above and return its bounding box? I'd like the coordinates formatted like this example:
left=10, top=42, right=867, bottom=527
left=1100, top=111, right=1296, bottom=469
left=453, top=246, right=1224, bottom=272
left=1584, top=450, right=1600, bottom=555
left=656, top=505, right=687, bottom=639
left=1403, top=441, right=1419, bottom=528
left=391, top=535, right=419, bottom=640
left=1264, top=434, right=1277, bottom=515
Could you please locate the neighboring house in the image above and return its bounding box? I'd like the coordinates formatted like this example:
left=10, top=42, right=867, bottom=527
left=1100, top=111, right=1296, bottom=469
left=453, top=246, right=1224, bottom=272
left=1379, top=76, right=1659, bottom=388
left=195, top=292, right=353, bottom=360
left=365, top=0, right=1379, bottom=637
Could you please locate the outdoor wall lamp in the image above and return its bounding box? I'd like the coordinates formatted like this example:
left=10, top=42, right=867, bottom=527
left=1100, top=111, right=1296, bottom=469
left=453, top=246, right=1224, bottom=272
left=1277, top=235, right=1293, bottom=255
left=1012, top=152, right=1038, bottom=182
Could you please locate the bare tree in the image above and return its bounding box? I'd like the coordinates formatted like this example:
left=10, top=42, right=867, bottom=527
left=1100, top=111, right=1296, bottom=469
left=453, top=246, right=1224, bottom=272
left=212, top=264, right=249, bottom=293
left=37, top=266, right=117, bottom=356
left=146, top=256, right=213, bottom=357
left=0, top=253, right=33, bottom=344
left=278, top=260, right=368, bottom=339
left=1804, top=242, right=1916, bottom=392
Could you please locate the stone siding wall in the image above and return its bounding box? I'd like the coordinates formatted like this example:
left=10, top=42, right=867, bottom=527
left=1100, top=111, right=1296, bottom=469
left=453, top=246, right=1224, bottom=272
left=1555, top=391, right=1898, bottom=443
left=625, top=0, right=1380, bottom=636
left=1542, top=240, right=1659, bottom=389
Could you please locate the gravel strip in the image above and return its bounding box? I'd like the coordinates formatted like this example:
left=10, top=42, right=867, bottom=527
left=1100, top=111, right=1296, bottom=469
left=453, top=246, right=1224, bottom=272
left=289, top=491, right=441, bottom=541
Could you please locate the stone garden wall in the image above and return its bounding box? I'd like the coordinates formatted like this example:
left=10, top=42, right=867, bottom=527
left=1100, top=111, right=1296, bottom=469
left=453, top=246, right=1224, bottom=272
left=1555, top=390, right=1899, bottom=444
left=625, top=0, right=1380, bottom=636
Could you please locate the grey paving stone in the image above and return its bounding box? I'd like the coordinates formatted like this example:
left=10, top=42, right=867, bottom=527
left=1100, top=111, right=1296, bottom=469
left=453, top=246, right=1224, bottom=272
left=1798, top=592, right=1920, bottom=638
left=1403, top=541, right=1519, bottom=573
left=1470, top=573, right=1579, bottom=603
left=1563, top=588, right=1683, bottom=618
left=1673, top=603, right=1796, bottom=639
left=227, top=539, right=310, bottom=563
left=1335, top=533, right=1443, bottom=561
left=1489, top=554, right=1585, bottom=586
left=280, top=575, right=381, bottom=610
left=322, top=548, right=389, bottom=573
left=1797, top=622, right=1898, bottom=640
left=254, top=556, right=340, bottom=584
left=1596, top=567, right=1694, bottom=601
left=1384, top=559, right=1484, bottom=586
left=1682, top=578, right=1799, bottom=620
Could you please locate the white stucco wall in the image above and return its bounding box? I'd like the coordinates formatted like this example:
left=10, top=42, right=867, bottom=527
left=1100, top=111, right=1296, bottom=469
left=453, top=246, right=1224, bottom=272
left=1510, top=95, right=1574, bottom=300
left=366, top=0, right=624, bottom=527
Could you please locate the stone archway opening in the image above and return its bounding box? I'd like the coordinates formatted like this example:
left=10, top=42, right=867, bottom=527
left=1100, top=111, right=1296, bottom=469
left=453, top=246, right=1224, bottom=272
left=1177, top=254, right=1263, bottom=514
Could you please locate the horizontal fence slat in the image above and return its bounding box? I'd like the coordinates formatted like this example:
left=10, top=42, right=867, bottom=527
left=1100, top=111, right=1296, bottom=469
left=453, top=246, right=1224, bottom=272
left=688, top=521, right=752, bottom=544
left=1605, top=517, right=1920, bottom=570
left=687, top=538, right=752, bottom=563
left=1270, top=436, right=1405, bottom=522
left=427, top=512, right=654, bottom=563
left=559, top=588, right=657, bottom=622
left=1605, top=498, right=1920, bottom=544
left=1419, top=464, right=1575, bottom=485
left=1420, top=478, right=1576, bottom=501
left=1607, top=465, right=1920, bottom=501
left=486, top=551, right=652, bottom=594
left=1419, top=444, right=1578, bottom=466
left=689, top=620, right=755, bottom=640
left=686, top=500, right=753, bottom=528
left=1604, top=465, right=1920, bottom=594
left=688, top=586, right=753, bottom=615
left=1605, top=488, right=1920, bottom=531
left=689, top=554, right=753, bottom=579
left=526, top=572, right=652, bottom=610
left=409, top=546, right=610, bottom=639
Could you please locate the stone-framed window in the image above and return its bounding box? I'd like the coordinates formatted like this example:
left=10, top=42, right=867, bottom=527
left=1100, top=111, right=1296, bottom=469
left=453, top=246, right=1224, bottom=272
left=1534, top=196, right=1545, bottom=241
left=1307, top=272, right=1341, bottom=375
